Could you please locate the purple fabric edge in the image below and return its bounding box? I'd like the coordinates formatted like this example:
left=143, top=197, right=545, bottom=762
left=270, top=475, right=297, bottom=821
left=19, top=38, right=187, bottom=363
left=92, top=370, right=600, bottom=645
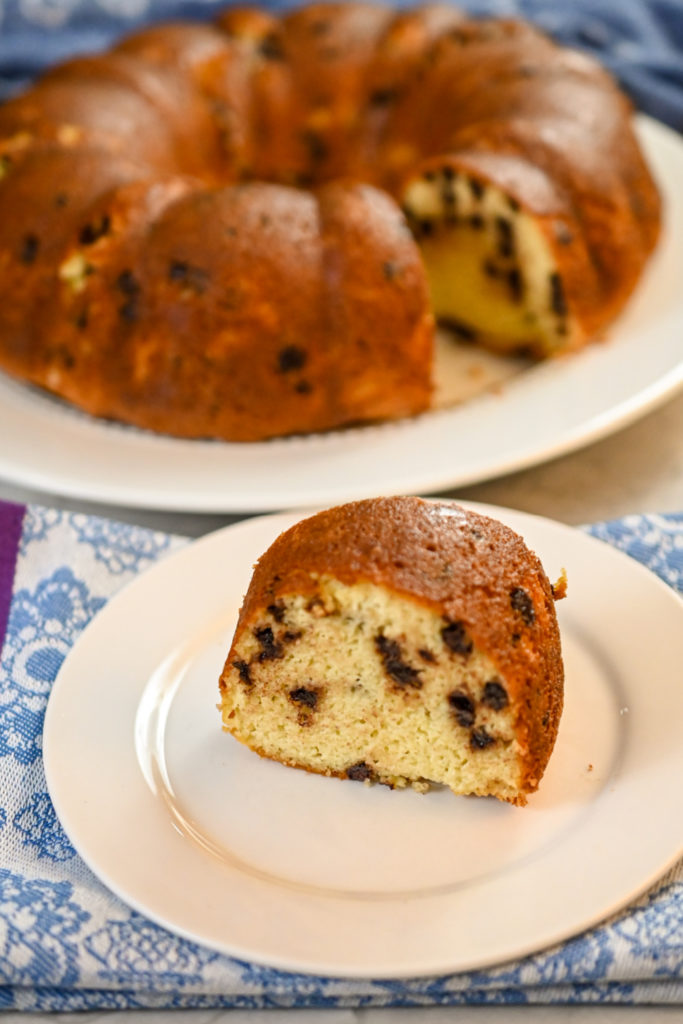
left=0, top=501, right=26, bottom=650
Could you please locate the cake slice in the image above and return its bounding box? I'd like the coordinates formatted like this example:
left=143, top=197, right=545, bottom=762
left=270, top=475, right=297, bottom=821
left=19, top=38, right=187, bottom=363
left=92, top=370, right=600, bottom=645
left=218, top=497, right=565, bottom=805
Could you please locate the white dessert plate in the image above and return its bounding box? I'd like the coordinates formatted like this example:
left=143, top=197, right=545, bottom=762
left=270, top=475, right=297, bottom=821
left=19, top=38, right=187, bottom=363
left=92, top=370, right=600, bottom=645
left=0, top=117, right=682, bottom=513
left=43, top=502, right=683, bottom=979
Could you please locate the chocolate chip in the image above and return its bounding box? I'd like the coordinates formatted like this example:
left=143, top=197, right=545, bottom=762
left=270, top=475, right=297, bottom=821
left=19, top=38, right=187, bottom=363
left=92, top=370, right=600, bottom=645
left=471, top=726, right=495, bottom=749
left=289, top=686, right=318, bottom=708
left=75, top=307, right=89, bottom=330
left=258, top=31, right=285, bottom=60
left=267, top=602, right=285, bottom=622
left=302, top=129, right=328, bottom=164
left=419, top=219, right=433, bottom=237
left=79, top=214, right=111, bottom=246
left=254, top=625, right=284, bottom=661
left=278, top=345, right=307, bottom=373
left=232, top=659, right=252, bottom=686
left=549, top=272, right=567, bottom=316
left=118, top=299, right=139, bottom=323
left=369, top=87, right=398, bottom=107
left=443, top=318, right=477, bottom=342
left=374, top=635, right=422, bottom=688
left=116, top=269, right=140, bottom=296
left=507, top=195, right=520, bottom=212
left=347, top=761, right=373, bottom=781
left=507, top=267, right=523, bottom=302
left=418, top=648, right=436, bottom=663
left=441, top=620, right=473, bottom=656
left=482, top=680, right=509, bottom=710
left=469, top=178, right=484, bottom=200
left=20, top=233, right=40, bottom=265
left=448, top=690, right=475, bottom=727
left=442, top=178, right=456, bottom=208
left=168, top=260, right=209, bottom=293
left=295, top=380, right=313, bottom=394
left=283, top=630, right=302, bottom=642
left=510, top=587, right=535, bottom=625
left=469, top=214, right=484, bottom=230
left=496, top=216, right=515, bottom=259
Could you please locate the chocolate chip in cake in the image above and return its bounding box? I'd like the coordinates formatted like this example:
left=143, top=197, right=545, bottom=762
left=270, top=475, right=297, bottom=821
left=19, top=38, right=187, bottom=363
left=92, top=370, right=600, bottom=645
left=374, top=635, right=422, bottom=688
left=20, top=233, right=40, bottom=265
left=510, top=587, right=535, bottom=625
left=118, top=299, right=139, bottom=323
left=443, top=319, right=477, bottom=342
left=496, top=216, right=515, bottom=259
left=168, top=260, right=209, bottom=293
left=79, top=214, right=111, bottom=246
left=289, top=686, right=319, bottom=708
left=441, top=620, right=473, bottom=656
left=471, top=726, right=495, bottom=749
left=469, top=178, right=485, bottom=200
left=117, top=269, right=140, bottom=296
left=418, top=648, right=436, bottom=663
left=283, top=630, right=302, bottom=643
left=254, top=625, right=284, bottom=661
left=549, top=272, right=568, bottom=316
left=259, top=32, right=285, bottom=60
left=448, top=690, right=475, bottom=727
left=277, top=345, right=307, bottom=373
left=369, top=87, right=398, bottom=107
left=267, top=601, right=285, bottom=623
left=302, top=129, right=328, bottom=165
left=507, top=267, right=523, bottom=303
left=482, top=680, right=509, bottom=710
left=232, top=659, right=252, bottom=686
left=442, top=178, right=456, bottom=210
left=469, top=214, right=484, bottom=230
left=346, top=761, right=373, bottom=782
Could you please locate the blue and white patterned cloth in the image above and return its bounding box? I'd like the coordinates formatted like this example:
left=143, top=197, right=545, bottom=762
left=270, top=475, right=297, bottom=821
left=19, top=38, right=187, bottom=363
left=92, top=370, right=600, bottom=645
left=0, top=0, right=681, bottom=131
left=0, top=499, right=681, bottom=1011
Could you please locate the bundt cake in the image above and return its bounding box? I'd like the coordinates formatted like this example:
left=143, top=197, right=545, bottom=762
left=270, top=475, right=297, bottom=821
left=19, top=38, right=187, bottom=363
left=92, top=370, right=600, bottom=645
left=218, top=497, right=565, bottom=805
left=0, top=3, right=661, bottom=441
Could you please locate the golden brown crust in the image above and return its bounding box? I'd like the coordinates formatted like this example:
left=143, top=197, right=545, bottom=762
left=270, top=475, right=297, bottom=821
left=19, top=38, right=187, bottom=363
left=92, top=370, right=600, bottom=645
left=0, top=3, right=662, bottom=441
left=228, top=496, right=564, bottom=794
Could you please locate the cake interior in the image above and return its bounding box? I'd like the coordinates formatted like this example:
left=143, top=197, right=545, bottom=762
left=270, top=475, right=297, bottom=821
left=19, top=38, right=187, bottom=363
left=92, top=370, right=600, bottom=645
left=401, top=168, right=575, bottom=356
left=219, top=574, right=528, bottom=805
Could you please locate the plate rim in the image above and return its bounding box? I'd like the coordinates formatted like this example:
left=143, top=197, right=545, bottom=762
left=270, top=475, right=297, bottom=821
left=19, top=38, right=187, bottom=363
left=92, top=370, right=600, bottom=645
left=0, top=116, right=681, bottom=513
left=42, top=501, right=683, bottom=979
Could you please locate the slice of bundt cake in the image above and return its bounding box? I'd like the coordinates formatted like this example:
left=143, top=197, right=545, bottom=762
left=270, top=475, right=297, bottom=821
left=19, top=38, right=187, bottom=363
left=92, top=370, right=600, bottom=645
left=218, top=497, right=565, bottom=806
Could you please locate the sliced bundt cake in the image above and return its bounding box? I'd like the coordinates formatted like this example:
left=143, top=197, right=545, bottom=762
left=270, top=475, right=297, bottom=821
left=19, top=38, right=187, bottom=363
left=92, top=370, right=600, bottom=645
left=218, top=497, right=565, bottom=805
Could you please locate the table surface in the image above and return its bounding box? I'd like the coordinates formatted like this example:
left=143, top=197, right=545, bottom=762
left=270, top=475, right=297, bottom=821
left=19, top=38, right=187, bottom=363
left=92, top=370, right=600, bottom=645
left=1, top=386, right=682, bottom=1024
